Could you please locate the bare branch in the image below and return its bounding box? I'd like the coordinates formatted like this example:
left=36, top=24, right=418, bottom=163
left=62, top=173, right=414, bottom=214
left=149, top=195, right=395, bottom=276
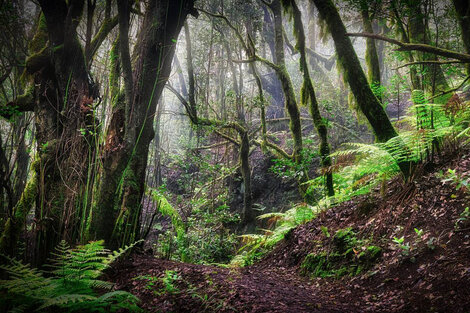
left=394, top=60, right=466, bottom=70
left=347, top=32, right=470, bottom=62
left=427, top=75, right=470, bottom=101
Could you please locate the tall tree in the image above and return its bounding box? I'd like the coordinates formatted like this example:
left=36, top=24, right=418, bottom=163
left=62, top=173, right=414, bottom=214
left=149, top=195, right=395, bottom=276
left=310, top=0, right=411, bottom=177
left=91, top=0, right=197, bottom=248
left=360, top=2, right=381, bottom=96
left=452, top=0, right=470, bottom=75
left=280, top=0, right=334, bottom=196
left=0, top=0, right=117, bottom=263
left=406, top=0, right=451, bottom=103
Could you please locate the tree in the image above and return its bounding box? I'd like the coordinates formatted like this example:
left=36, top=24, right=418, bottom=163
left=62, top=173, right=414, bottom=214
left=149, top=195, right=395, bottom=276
left=91, top=0, right=197, bottom=248
left=0, top=0, right=119, bottom=263
left=452, top=0, right=470, bottom=75
left=310, top=0, right=412, bottom=177
left=280, top=0, right=334, bottom=196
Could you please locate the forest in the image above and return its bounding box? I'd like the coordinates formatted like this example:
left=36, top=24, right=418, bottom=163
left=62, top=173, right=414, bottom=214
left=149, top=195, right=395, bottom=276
left=0, top=0, right=469, bottom=311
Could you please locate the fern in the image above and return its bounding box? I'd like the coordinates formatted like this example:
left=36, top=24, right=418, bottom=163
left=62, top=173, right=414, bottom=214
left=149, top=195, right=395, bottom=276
left=0, top=241, right=141, bottom=312
left=148, top=187, right=185, bottom=240
left=230, top=204, right=321, bottom=266
left=105, top=239, right=144, bottom=266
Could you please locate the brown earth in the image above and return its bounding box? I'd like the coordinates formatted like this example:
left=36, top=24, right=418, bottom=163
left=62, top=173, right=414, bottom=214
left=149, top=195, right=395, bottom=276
left=109, top=148, right=470, bottom=313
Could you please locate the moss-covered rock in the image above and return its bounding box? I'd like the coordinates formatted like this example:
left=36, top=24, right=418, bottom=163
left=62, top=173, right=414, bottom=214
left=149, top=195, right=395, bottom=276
left=301, top=228, right=382, bottom=278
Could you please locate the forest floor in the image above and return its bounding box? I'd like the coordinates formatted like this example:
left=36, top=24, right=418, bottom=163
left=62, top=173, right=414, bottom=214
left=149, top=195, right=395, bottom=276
left=109, top=148, right=470, bottom=313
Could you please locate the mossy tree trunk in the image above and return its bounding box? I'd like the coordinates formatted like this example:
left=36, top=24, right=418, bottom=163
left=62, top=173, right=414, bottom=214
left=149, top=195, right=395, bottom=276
left=452, top=0, right=470, bottom=75
left=224, top=39, right=254, bottom=226
left=361, top=4, right=381, bottom=101
left=92, top=0, right=196, bottom=248
left=281, top=0, right=334, bottom=196
left=26, top=2, right=101, bottom=264
left=406, top=0, right=451, bottom=103
left=391, top=2, right=421, bottom=90
left=261, top=5, right=285, bottom=118
left=311, top=0, right=412, bottom=177
left=0, top=1, right=119, bottom=263
left=90, top=37, right=128, bottom=245
left=0, top=168, right=38, bottom=255
left=262, top=0, right=307, bottom=190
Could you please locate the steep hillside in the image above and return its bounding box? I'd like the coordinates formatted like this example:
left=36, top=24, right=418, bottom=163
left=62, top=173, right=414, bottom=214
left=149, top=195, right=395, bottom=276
left=110, top=149, right=470, bottom=312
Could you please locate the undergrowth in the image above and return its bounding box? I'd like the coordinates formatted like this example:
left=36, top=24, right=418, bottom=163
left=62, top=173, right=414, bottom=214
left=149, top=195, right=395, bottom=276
left=232, top=88, right=470, bottom=267
left=149, top=187, right=239, bottom=265
left=0, top=240, right=142, bottom=312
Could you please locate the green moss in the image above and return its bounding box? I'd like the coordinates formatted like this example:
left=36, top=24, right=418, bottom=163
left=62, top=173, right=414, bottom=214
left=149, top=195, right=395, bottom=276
left=29, top=14, right=48, bottom=53
left=109, top=37, right=121, bottom=101
left=301, top=228, right=382, bottom=278
left=301, top=252, right=333, bottom=277
left=333, top=227, right=356, bottom=253
left=358, top=245, right=382, bottom=263
left=0, top=170, right=38, bottom=254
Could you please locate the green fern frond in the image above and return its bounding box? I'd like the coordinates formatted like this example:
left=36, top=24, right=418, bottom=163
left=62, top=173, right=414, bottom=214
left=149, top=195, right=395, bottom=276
left=37, top=294, right=96, bottom=311
left=148, top=187, right=185, bottom=240
left=0, top=241, right=141, bottom=312
left=105, top=239, right=143, bottom=266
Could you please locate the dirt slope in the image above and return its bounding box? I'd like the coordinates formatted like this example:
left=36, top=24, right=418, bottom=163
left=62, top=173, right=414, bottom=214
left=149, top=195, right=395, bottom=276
left=109, top=150, right=470, bottom=313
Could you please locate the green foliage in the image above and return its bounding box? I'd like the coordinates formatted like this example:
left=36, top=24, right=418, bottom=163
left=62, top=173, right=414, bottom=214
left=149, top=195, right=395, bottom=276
left=149, top=188, right=185, bottom=241
left=150, top=185, right=239, bottom=264
left=232, top=79, right=469, bottom=268
left=270, top=141, right=319, bottom=180
left=392, top=236, right=411, bottom=256
left=0, top=240, right=141, bottom=312
left=414, top=228, right=424, bottom=238
left=231, top=204, right=319, bottom=266
left=134, top=270, right=181, bottom=296
left=439, top=168, right=470, bottom=191
left=160, top=270, right=181, bottom=294
left=322, top=89, right=470, bottom=204
left=455, top=207, right=470, bottom=230
left=370, top=81, right=386, bottom=104
left=301, top=228, right=381, bottom=278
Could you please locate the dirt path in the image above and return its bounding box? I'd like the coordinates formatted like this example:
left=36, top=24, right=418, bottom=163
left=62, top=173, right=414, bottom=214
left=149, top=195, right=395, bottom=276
left=109, top=254, right=357, bottom=313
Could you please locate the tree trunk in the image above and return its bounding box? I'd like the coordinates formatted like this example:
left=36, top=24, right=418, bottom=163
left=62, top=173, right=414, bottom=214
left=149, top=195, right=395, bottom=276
left=361, top=6, right=381, bottom=100
left=407, top=0, right=450, bottom=103
left=261, top=5, right=285, bottom=118
left=93, top=0, right=196, bottom=248
left=311, top=0, right=412, bottom=177
left=452, top=0, right=470, bottom=75
left=268, top=0, right=304, bottom=168
left=31, top=2, right=99, bottom=264
left=282, top=0, right=334, bottom=197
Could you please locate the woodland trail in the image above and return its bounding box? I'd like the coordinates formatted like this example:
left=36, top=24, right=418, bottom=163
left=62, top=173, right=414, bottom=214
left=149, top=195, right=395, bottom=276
left=110, top=254, right=353, bottom=313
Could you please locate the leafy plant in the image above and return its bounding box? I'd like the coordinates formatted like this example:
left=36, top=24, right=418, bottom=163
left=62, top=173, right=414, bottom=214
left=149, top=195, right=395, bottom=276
left=161, top=270, right=181, bottom=294
left=440, top=169, right=470, bottom=191
left=0, top=240, right=141, bottom=312
left=455, top=207, right=470, bottom=230
left=392, top=236, right=411, bottom=256
left=134, top=270, right=181, bottom=296
left=414, top=228, right=424, bottom=238
left=149, top=186, right=239, bottom=264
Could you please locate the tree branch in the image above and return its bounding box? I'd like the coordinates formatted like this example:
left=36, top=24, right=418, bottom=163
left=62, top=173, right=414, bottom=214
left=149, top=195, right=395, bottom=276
left=87, top=15, right=119, bottom=64
left=0, top=87, right=34, bottom=120
left=347, top=32, right=470, bottom=62
left=427, top=75, right=470, bottom=101
left=394, top=60, right=466, bottom=70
